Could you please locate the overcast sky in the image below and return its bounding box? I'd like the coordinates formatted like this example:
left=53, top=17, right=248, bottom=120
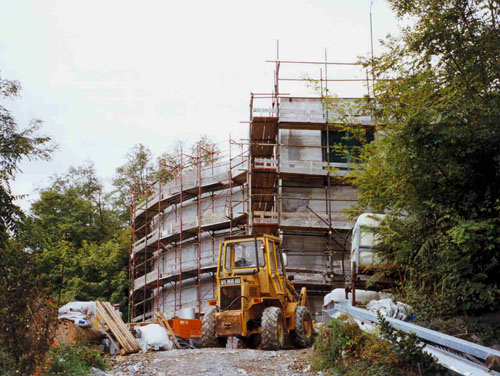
left=0, top=0, right=400, bottom=210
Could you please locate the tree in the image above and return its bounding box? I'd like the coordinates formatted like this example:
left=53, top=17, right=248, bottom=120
left=0, top=239, right=57, bottom=375
left=21, top=164, right=128, bottom=314
left=34, top=231, right=129, bottom=314
left=22, top=163, right=121, bottom=251
left=112, top=143, right=156, bottom=221
left=0, top=74, right=56, bottom=375
left=113, top=136, right=220, bottom=222
left=343, top=0, right=500, bottom=317
left=0, top=75, right=53, bottom=241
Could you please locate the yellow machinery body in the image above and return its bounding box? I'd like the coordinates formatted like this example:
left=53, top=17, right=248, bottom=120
left=202, top=234, right=313, bottom=349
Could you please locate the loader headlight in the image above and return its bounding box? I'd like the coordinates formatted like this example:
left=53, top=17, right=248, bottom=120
left=221, top=277, right=241, bottom=285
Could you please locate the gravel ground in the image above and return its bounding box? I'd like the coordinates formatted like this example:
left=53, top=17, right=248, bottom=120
left=106, top=348, right=316, bottom=376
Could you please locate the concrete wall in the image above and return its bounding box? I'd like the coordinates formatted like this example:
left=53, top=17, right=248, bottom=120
left=281, top=129, right=323, bottom=163
left=153, top=274, right=216, bottom=318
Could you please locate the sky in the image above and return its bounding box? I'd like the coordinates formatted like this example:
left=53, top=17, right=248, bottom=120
left=0, top=0, right=401, bottom=211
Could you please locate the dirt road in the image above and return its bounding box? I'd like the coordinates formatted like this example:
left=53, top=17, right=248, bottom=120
left=107, top=348, right=316, bottom=376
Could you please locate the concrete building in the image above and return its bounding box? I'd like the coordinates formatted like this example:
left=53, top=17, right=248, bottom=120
left=129, top=63, right=375, bottom=322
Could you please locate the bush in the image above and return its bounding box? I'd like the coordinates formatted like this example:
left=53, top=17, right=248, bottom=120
left=377, top=214, right=500, bottom=320
left=0, top=348, right=17, bottom=376
left=312, top=314, right=450, bottom=376
left=42, top=342, right=108, bottom=376
left=0, top=240, right=58, bottom=375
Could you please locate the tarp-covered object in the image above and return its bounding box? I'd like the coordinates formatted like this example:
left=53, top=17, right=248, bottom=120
left=135, top=324, right=173, bottom=352
left=58, top=301, right=97, bottom=327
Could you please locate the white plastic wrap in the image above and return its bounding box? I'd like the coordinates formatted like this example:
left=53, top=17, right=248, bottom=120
left=58, top=301, right=97, bottom=327
left=323, top=288, right=381, bottom=307
left=366, top=298, right=413, bottom=321
left=135, top=324, right=173, bottom=352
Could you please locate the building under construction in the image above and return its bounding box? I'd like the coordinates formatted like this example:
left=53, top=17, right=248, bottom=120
left=129, top=58, right=376, bottom=322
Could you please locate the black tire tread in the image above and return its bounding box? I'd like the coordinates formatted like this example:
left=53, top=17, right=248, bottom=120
left=261, top=307, right=284, bottom=350
left=201, top=307, right=218, bottom=347
left=294, top=305, right=314, bottom=348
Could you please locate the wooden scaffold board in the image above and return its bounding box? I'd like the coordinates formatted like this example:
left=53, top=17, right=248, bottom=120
left=96, top=301, right=140, bottom=354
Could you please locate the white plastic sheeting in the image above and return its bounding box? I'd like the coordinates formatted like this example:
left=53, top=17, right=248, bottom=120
left=58, top=301, right=97, bottom=327
left=366, top=298, right=413, bottom=321
left=323, top=288, right=387, bottom=307
left=135, top=324, right=173, bottom=352
left=351, top=213, right=388, bottom=273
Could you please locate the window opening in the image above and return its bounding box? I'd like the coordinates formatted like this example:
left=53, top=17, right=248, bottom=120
left=321, top=129, right=374, bottom=163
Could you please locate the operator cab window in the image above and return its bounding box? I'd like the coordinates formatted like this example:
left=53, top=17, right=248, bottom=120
left=225, top=240, right=265, bottom=271
left=276, top=246, right=285, bottom=275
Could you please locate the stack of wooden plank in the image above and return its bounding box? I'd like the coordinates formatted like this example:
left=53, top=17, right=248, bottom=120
left=96, top=301, right=140, bottom=354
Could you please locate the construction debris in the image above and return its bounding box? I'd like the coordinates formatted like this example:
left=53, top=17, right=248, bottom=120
left=366, top=298, right=414, bottom=321
left=56, top=301, right=103, bottom=344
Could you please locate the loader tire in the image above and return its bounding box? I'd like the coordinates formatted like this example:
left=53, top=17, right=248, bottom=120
left=201, top=307, right=227, bottom=348
left=261, top=307, right=285, bottom=350
left=294, top=306, right=314, bottom=348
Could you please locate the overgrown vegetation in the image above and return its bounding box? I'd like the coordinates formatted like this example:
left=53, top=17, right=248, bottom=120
left=41, top=342, right=109, bottom=376
left=0, top=240, right=58, bottom=375
left=417, top=312, right=500, bottom=347
left=312, top=314, right=449, bottom=376
left=326, top=0, right=500, bottom=320
left=0, top=74, right=57, bottom=376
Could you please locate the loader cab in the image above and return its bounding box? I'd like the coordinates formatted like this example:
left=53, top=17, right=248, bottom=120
left=217, top=234, right=286, bottom=297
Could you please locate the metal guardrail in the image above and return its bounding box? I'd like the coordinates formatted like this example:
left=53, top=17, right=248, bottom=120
left=324, top=301, right=500, bottom=375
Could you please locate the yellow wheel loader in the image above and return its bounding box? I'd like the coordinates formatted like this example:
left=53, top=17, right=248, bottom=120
left=201, top=234, right=314, bottom=350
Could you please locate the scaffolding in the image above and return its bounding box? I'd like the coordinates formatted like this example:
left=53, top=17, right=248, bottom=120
left=246, top=48, right=377, bottom=311
left=129, top=48, right=379, bottom=321
left=129, top=139, right=248, bottom=322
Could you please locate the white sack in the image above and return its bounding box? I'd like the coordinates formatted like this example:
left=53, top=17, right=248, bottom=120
left=135, top=324, right=173, bottom=352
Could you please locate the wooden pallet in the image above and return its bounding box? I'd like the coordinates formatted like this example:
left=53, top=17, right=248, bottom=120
left=96, top=301, right=140, bottom=354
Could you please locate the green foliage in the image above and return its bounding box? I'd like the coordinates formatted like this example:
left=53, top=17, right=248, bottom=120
left=112, top=143, right=157, bottom=221
left=112, top=136, right=220, bottom=221
left=17, top=164, right=130, bottom=318
left=0, top=239, right=57, bottom=375
left=34, top=232, right=129, bottom=310
left=23, top=164, right=121, bottom=251
left=312, top=315, right=449, bottom=376
left=333, top=0, right=500, bottom=318
left=0, top=347, right=17, bottom=376
left=371, top=213, right=500, bottom=319
left=0, top=73, right=56, bottom=375
left=0, top=73, right=54, bottom=237
left=42, top=342, right=108, bottom=376
left=377, top=313, right=447, bottom=374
